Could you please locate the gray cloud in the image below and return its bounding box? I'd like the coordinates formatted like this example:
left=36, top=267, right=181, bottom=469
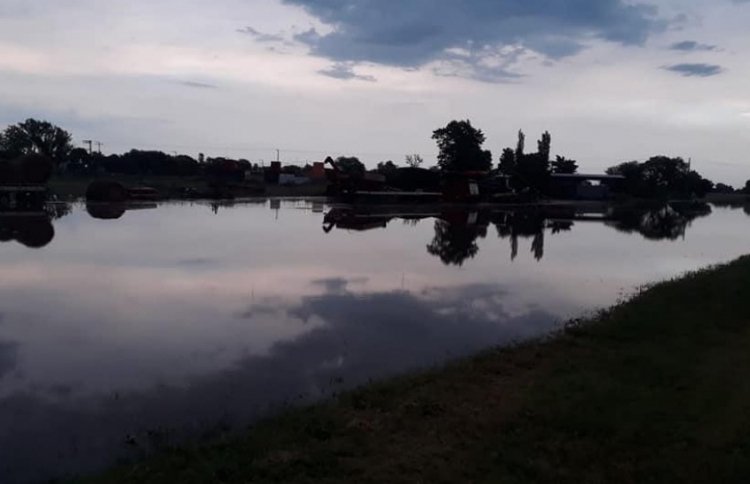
left=318, top=62, right=376, bottom=82
left=664, top=63, right=724, bottom=77
left=0, top=341, right=18, bottom=380
left=284, top=0, right=665, bottom=80
left=178, top=80, right=219, bottom=89
left=237, top=26, right=288, bottom=44
left=670, top=40, right=718, bottom=52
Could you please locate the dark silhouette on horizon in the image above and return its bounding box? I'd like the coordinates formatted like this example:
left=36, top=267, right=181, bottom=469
left=3, top=117, right=746, bottom=202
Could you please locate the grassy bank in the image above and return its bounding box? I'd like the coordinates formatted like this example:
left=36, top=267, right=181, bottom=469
left=82, top=257, right=750, bottom=483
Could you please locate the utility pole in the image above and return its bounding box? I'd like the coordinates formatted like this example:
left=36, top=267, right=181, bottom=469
left=276, top=149, right=280, bottom=163
left=83, top=140, right=93, bottom=155
left=95, top=141, right=103, bottom=154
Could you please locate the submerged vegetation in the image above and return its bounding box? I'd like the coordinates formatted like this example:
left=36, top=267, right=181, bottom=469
left=80, top=256, right=750, bottom=483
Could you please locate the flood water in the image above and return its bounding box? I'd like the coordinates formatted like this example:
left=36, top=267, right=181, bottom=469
left=1, top=199, right=749, bottom=482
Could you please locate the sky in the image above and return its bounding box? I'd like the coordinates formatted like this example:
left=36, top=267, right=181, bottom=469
left=0, top=0, right=748, bottom=183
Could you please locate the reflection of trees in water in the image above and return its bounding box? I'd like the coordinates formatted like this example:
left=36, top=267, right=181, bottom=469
left=46, top=202, right=72, bottom=220
left=328, top=202, right=714, bottom=267
left=607, top=203, right=712, bottom=241
left=426, top=218, right=486, bottom=266
left=0, top=203, right=69, bottom=249
left=0, top=215, right=55, bottom=248
left=493, top=211, right=547, bottom=261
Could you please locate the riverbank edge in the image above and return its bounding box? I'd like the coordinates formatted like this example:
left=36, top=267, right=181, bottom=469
left=80, top=256, right=750, bottom=483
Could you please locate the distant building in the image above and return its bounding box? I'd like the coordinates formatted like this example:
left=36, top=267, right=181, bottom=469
left=549, top=174, right=625, bottom=200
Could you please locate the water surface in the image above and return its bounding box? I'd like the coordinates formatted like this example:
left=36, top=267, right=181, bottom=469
left=1, top=199, right=748, bottom=482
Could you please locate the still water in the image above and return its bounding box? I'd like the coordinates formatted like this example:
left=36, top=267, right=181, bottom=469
left=1, top=199, right=749, bottom=482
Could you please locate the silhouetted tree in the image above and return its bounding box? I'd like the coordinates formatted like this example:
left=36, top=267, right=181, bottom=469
left=537, top=131, right=551, bottom=164
left=335, top=156, right=366, bottom=177
left=606, top=156, right=713, bottom=198
left=515, top=153, right=550, bottom=193
left=432, top=120, right=492, bottom=172
left=375, top=160, right=398, bottom=176
left=515, top=130, right=525, bottom=160
left=713, top=183, right=735, bottom=194
left=405, top=154, right=424, bottom=168
left=0, top=118, right=72, bottom=162
left=498, top=147, right=516, bottom=175
left=552, top=155, right=578, bottom=174
left=744, top=180, right=750, bottom=194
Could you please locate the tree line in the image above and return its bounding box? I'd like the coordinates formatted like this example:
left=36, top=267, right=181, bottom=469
left=428, top=119, right=725, bottom=199
left=1, top=117, right=746, bottom=199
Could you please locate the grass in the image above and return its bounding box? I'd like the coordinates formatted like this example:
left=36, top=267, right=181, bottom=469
left=79, top=256, right=750, bottom=483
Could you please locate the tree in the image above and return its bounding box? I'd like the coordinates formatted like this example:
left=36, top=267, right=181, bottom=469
left=515, top=130, right=525, bottom=160
left=606, top=156, right=713, bottom=198
left=498, top=147, right=516, bottom=175
left=552, top=155, right=578, bottom=174
left=744, top=180, right=750, bottom=194
left=431, top=120, right=492, bottom=172
left=405, top=153, right=423, bottom=168
left=537, top=131, right=551, bottom=164
left=713, top=183, right=735, bottom=194
left=0, top=118, right=73, bottom=162
left=335, top=156, right=366, bottom=177
left=375, top=160, right=398, bottom=175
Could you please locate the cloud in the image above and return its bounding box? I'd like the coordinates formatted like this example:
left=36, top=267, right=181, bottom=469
left=236, top=26, right=288, bottom=44
left=311, top=276, right=369, bottom=293
left=284, top=0, right=665, bottom=80
left=0, top=341, right=18, bottom=380
left=664, top=63, right=724, bottom=77
left=318, top=62, right=376, bottom=82
left=669, top=40, right=718, bottom=52
left=178, top=80, right=219, bottom=89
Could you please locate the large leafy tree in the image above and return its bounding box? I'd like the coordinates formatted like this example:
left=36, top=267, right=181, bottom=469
left=552, top=155, right=578, bottom=174
left=431, top=120, right=492, bottom=172
left=375, top=160, right=398, bottom=175
left=0, top=119, right=73, bottom=162
left=606, top=156, right=713, bottom=198
left=335, top=156, right=366, bottom=177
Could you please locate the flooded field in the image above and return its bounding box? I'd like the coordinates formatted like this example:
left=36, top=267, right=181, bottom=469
left=1, top=199, right=749, bottom=482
